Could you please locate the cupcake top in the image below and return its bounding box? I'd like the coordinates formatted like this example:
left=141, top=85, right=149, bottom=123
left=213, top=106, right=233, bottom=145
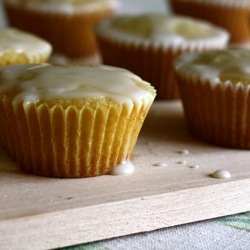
left=0, top=64, right=156, bottom=108
left=4, top=0, right=118, bottom=13
left=0, top=27, right=52, bottom=62
left=95, top=14, right=229, bottom=50
left=174, top=49, right=250, bottom=85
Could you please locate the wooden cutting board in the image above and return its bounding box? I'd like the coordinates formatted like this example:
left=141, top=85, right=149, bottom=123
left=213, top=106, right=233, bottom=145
left=1, top=101, right=250, bottom=250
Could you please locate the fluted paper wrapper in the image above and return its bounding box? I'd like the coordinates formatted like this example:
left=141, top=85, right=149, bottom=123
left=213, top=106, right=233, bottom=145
left=97, top=36, right=228, bottom=100
left=4, top=3, right=116, bottom=58
left=169, top=0, right=250, bottom=44
left=176, top=74, right=250, bottom=149
left=0, top=99, right=153, bottom=178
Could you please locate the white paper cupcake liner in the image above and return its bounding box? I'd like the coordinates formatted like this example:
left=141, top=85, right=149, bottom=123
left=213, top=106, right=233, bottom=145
left=0, top=98, right=154, bottom=177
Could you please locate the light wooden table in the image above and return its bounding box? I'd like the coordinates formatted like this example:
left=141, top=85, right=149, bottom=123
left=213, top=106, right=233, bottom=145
left=1, top=101, right=250, bottom=249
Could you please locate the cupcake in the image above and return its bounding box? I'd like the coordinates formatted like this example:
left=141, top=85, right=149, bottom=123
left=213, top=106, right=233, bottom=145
left=3, top=0, right=118, bottom=61
left=0, top=27, right=52, bottom=65
left=0, top=64, right=156, bottom=178
left=95, top=14, right=229, bottom=100
left=169, top=0, right=250, bottom=45
left=174, top=48, right=250, bottom=149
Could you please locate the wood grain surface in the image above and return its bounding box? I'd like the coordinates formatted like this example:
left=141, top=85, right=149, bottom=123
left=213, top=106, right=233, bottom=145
left=1, top=101, right=250, bottom=249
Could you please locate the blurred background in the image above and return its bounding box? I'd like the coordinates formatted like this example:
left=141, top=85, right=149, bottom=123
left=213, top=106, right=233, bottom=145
left=0, top=0, right=170, bottom=26
left=116, top=0, right=168, bottom=14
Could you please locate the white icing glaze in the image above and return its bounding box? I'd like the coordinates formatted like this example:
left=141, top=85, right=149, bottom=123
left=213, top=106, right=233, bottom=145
left=174, top=49, right=250, bottom=86
left=4, top=0, right=118, bottom=14
left=111, top=160, right=134, bottom=175
left=0, top=27, right=52, bottom=58
left=95, top=14, right=229, bottom=50
left=0, top=64, right=156, bottom=106
left=211, top=170, right=231, bottom=179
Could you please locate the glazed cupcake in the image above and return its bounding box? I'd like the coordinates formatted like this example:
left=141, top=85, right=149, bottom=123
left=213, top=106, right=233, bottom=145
left=169, top=0, right=250, bottom=44
left=0, top=27, right=52, bottom=65
left=0, top=64, right=156, bottom=178
left=174, top=48, right=250, bottom=149
left=95, top=14, right=229, bottom=99
left=3, top=0, right=118, bottom=61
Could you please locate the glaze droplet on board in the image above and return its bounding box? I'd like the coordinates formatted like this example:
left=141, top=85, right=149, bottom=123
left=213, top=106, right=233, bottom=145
left=177, top=160, right=187, bottom=165
left=189, top=164, right=199, bottom=169
left=153, top=162, right=167, bottom=167
left=178, top=149, right=190, bottom=155
left=211, top=170, right=231, bottom=179
left=111, top=160, right=135, bottom=175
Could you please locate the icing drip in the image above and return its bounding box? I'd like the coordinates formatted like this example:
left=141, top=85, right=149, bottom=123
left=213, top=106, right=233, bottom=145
left=111, top=160, right=134, bottom=175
